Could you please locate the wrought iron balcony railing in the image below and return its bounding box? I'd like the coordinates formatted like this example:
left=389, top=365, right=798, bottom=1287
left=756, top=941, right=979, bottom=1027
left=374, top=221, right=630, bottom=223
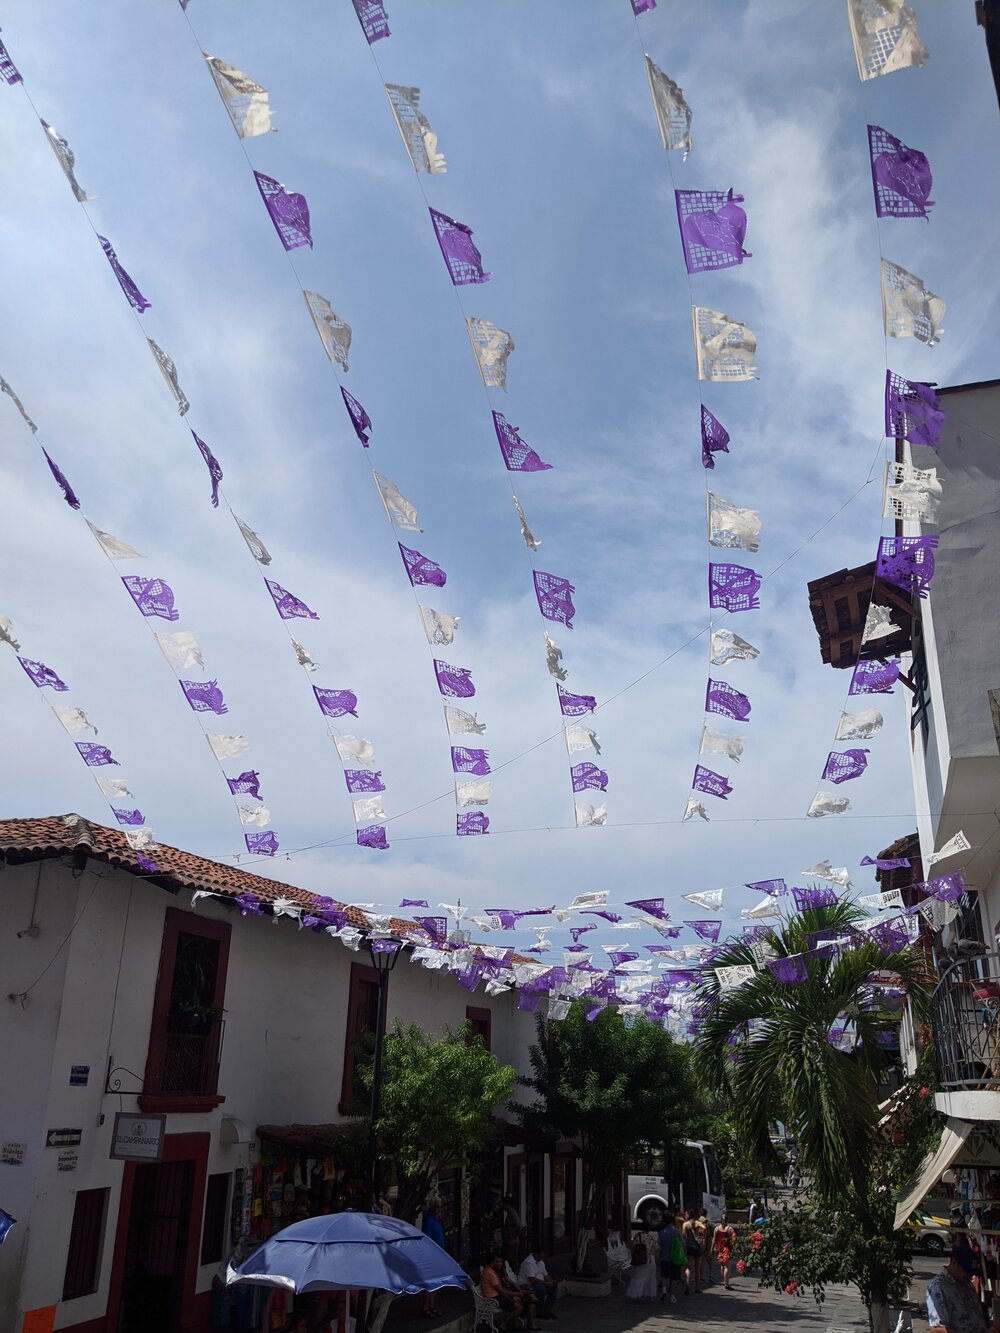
left=931, top=950, right=1000, bottom=1092
left=154, top=1015, right=225, bottom=1096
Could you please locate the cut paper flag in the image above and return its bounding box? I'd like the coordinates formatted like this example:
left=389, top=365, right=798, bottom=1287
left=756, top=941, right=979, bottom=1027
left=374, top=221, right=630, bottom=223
left=686, top=920, right=723, bottom=943
left=238, top=804, right=271, bottom=828
left=876, top=535, right=938, bottom=599
left=882, top=461, right=942, bottom=523
left=0, top=615, right=18, bottom=650
left=692, top=307, right=758, bottom=382
left=0, top=36, right=22, bottom=84
left=700, top=405, right=730, bottom=469
left=358, top=825, right=389, bottom=850
left=204, top=54, right=273, bottom=138
left=192, top=432, right=223, bottom=508
left=700, top=725, right=745, bottom=762
left=709, top=628, right=759, bottom=666
left=683, top=798, right=709, bottom=822
left=465, top=317, right=514, bottom=390
left=683, top=888, right=724, bottom=911
left=113, top=807, right=145, bottom=827
left=303, top=291, right=351, bottom=370
left=353, top=795, right=387, bottom=823
left=676, top=189, right=750, bottom=273
left=444, top=705, right=486, bottom=735
left=352, top=0, right=391, bottom=44
left=180, top=678, right=227, bottom=715
left=858, top=889, right=904, bottom=911
left=861, top=853, right=911, bottom=870
left=333, top=735, right=375, bottom=767
left=236, top=516, right=271, bottom=565
left=709, top=562, right=761, bottom=613
left=644, top=55, right=692, bottom=158
left=565, top=724, right=601, bottom=754
left=822, top=748, right=870, bottom=784
left=849, top=659, right=899, bottom=696
left=545, top=634, right=568, bottom=681
left=341, top=388, right=372, bottom=446
left=837, top=708, right=884, bottom=739
left=434, top=660, right=475, bottom=698
left=514, top=496, right=539, bottom=551
left=867, top=124, right=933, bottom=218
left=767, top=954, right=809, bottom=985
left=928, top=830, right=971, bottom=865
left=227, top=770, right=262, bottom=798
left=885, top=371, right=944, bottom=450
left=400, top=543, right=446, bottom=588
left=122, top=576, right=179, bottom=621
left=558, top=685, right=596, bottom=716
left=98, top=236, right=150, bottom=313
left=429, top=208, right=490, bottom=285
left=746, top=878, right=787, bottom=897
left=0, top=376, right=37, bottom=432
left=707, top=493, right=761, bottom=552
left=740, top=896, right=780, bottom=920
left=706, top=679, right=751, bottom=722
left=86, top=522, right=142, bottom=560
left=266, top=579, right=318, bottom=621
left=291, top=640, right=319, bottom=672
left=574, top=803, right=607, bottom=827
left=52, top=704, right=96, bottom=734
left=419, top=605, right=459, bottom=646
left=75, top=742, right=119, bottom=767
left=254, top=171, right=312, bottom=251
left=880, top=259, right=945, bottom=345
left=147, top=339, right=190, bottom=415
left=632, top=0, right=656, bottom=12
left=385, top=83, right=445, bottom=173
left=345, top=769, right=385, bottom=793
left=806, top=791, right=852, bottom=817
left=716, top=964, right=756, bottom=991
left=206, top=733, right=249, bottom=760
left=452, top=746, right=491, bottom=776
left=493, top=412, right=552, bottom=472
left=314, top=687, right=359, bottom=718
left=245, top=832, right=279, bottom=857
left=626, top=898, right=668, bottom=919
left=571, top=763, right=608, bottom=792
left=18, top=657, right=68, bottom=691
left=456, top=780, right=492, bottom=808
left=375, top=472, right=421, bottom=531
left=41, top=120, right=91, bottom=201
left=534, top=571, right=576, bottom=629
left=692, top=765, right=733, bottom=801
left=42, top=450, right=80, bottom=510
left=846, top=0, right=928, bottom=81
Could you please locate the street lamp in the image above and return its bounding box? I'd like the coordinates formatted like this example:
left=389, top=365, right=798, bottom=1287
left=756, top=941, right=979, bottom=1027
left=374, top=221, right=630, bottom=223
left=365, top=936, right=402, bottom=1210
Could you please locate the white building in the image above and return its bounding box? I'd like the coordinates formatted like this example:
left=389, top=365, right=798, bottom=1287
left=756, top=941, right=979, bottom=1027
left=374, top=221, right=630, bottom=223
left=0, top=815, right=584, bottom=1333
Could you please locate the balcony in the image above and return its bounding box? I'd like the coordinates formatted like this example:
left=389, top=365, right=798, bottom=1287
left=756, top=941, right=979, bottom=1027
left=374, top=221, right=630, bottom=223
left=931, top=951, right=1000, bottom=1121
left=138, top=1014, right=226, bottom=1114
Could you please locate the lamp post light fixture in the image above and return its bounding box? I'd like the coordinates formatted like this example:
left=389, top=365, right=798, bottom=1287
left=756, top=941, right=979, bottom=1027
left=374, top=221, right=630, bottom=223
left=365, top=935, right=402, bottom=1209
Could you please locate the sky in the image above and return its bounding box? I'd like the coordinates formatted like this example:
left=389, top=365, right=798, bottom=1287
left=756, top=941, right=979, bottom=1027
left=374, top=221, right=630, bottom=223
left=1, top=0, right=998, bottom=962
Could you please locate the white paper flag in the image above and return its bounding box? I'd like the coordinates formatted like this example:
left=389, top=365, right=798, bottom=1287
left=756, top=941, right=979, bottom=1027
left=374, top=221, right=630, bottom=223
left=86, top=521, right=143, bottom=561
left=707, top=493, right=761, bottom=552
left=147, top=339, right=190, bottom=415
left=334, top=735, right=374, bottom=767
left=548, top=998, right=571, bottom=1020
left=235, top=516, right=271, bottom=565
left=444, top=705, right=485, bottom=735
left=700, top=725, right=745, bottom=763
left=303, top=291, right=352, bottom=370
left=861, top=604, right=897, bottom=645
left=545, top=632, right=568, bottom=681
left=205, top=54, right=274, bottom=137
left=883, top=461, right=942, bottom=523
left=918, top=896, right=960, bottom=930
left=565, top=724, right=600, bottom=755
left=124, top=828, right=157, bottom=851
left=683, top=889, right=724, bottom=911
left=692, top=307, right=758, bottom=382
left=716, top=964, right=756, bottom=991
left=374, top=471, right=421, bottom=531
left=740, top=896, right=781, bottom=921
left=846, top=0, right=928, bottom=81
left=291, top=639, right=319, bottom=672
left=0, top=615, right=20, bottom=651
left=52, top=704, right=96, bottom=735
left=710, top=628, right=759, bottom=666
left=465, top=317, right=515, bottom=391
left=804, top=860, right=853, bottom=888
left=336, top=927, right=364, bottom=951
left=928, top=830, right=971, bottom=865
left=156, top=630, right=204, bottom=671
left=836, top=708, right=884, bottom=740
left=96, top=777, right=133, bottom=799
left=643, top=55, right=692, bottom=157
left=456, top=780, right=492, bottom=808
left=41, top=119, right=92, bottom=201
left=238, top=805, right=271, bottom=828
left=569, top=892, right=608, bottom=908
left=271, top=896, right=301, bottom=921
left=806, top=792, right=852, bottom=818
left=420, top=605, right=459, bottom=646
left=486, top=978, right=512, bottom=996
left=207, top=732, right=250, bottom=760
left=513, top=495, right=539, bottom=551
left=683, top=798, right=710, bottom=822
left=384, top=83, right=446, bottom=173
left=0, top=376, right=38, bottom=433
left=858, top=889, right=904, bottom=911
left=353, top=795, right=387, bottom=824
left=575, top=803, right=607, bottom=827
left=881, top=259, right=945, bottom=346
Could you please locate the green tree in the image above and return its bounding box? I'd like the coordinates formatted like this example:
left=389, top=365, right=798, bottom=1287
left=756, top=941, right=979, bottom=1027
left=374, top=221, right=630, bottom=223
left=352, top=1021, right=516, bottom=1224
left=514, top=1002, right=700, bottom=1263
left=694, top=902, right=934, bottom=1333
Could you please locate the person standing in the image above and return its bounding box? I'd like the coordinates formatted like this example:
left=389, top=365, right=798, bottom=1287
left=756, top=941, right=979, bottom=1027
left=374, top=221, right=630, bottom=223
left=657, top=1215, right=685, bottom=1304
left=517, top=1244, right=558, bottom=1320
left=502, top=1195, right=524, bottom=1270
left=711, top=1214, right=737, bottom=1291
left=682, top=1210, right=704, bottom=1293
left=926, top=1242, right=1000, bottom=1332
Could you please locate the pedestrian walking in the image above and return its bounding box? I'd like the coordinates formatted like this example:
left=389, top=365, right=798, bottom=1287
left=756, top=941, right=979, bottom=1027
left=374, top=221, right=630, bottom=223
left=711, top=1214, right=737, bottom=1291
left=658, top=1214, right=687, bottom=1303
left=625, top=1229, right=658, bottom=1301
left=682, top=1210, right=704, bottom=1293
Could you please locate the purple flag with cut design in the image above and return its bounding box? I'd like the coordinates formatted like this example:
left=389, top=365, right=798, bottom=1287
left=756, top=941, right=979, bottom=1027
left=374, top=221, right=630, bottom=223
left=341, top=387, right=372, bottom=446
left=876, top=535, right=938, bottom=600
left=534, top=570, right=576, bottom=628
left=75, top=741, right=118, bottom=766
left=631, top=0, right=656, bottom=11
left=571, top=925, right=597, bottom=942
left=571, top=762, right=608, bottom=792
left=434, top=660, right=475, bottom=698
left=608, top=950, right=638, bottom=967
left=705, top=678, right=751, bottom=721
left=767, top=954, right=809, bottom=985
left=685, top=919, right=722, bottom=942
left=745, top=878, right=787, bottom=896
left=0, top=36, right=22, bottom=84
left=452, top=746, right=490, bottom=775
left=822, top=748, right=870, bottom=784
left=357, top=825, right=389, bottom=850
left=416, top=915, right=449, bottom=942
left=701, top=405, right=731, bottom=469
left=517, top=991, right=541, bottom=1014
left=918, top=871, right=966, bottom=903
left=584, top=910, right=622, bottom=923
left=180, top=678, right=228, bottom=715
left=400, top=543, right=447, bottom=588
left=861, top=855, right=911, bottom=870
left=245, top=831, right=279, bottom=857
left=742, top=924, right=770, bottom=943
left=236, top=892, right=264, bottom=915
left=867, top=125, right=934, bottom=219
left=676, top=189, right=751, bottom=273
left=18, top=657, right=69, bottom=691
left=254, top=171, right=313, bottom=251
left=627, top=898, right=671, bottom=920
left=457, top=962, right=484, bottom=991
left=558, top=684, right=596, bottom=716
left=351, top=0, right=390, bottom=43
left=265, top=579, right=319, bottom=621
left=122, top=576, right=179, bottom=621
left=313, top=687, right=358, bottom=718
left=371, top=939, right=402, bottom=957
left=399, top=899, right=428, bottom=908
left=458, top=811, right=490, bottom=836
left=849, top=658, right=899, bottom=696
left=492, top=411, right=552, bottom=472
left=42, top=450, right=80, bottom=510
left=227, top=770, right=262, bottom=799
left=192, top=432, right=223, bottom=508
left=709, top=562, right=761, bottom=613
left=97, top=236, right=151, bottom=313
left=693, top=764, right=733, bottom=800
left=112, top=807, right=145, bottom=826
left=345, top=769, right=385, bottom=794
left=793, top=885, right=839, bottom=910
left=885, top=371, right=944, bottom=450
left=428, top=208, right=490, bottom=286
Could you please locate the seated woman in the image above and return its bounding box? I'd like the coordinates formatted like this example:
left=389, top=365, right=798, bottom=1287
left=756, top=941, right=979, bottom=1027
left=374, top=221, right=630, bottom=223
left=481, top=1253, right=536, bottom=1330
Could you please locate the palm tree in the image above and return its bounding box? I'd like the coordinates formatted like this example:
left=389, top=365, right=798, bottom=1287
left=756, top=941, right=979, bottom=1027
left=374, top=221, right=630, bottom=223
left=694, top=901, right=933, bottom=1333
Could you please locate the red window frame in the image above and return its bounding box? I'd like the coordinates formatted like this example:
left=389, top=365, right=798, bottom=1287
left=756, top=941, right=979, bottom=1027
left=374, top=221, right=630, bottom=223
left=465, top=1005, right=492, bottom=1051
left=339, top=960, right=382, bottom=1114
left=62, top=1186, right=109, bottom=1300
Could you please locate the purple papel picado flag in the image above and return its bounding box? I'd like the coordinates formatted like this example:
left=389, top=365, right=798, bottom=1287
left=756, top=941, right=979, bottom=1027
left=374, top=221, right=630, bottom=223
left=458, top=811, right=490, bottom=836
left=861, top=855, right=910, bottom=870
left=676, top=189, right=751, bottom=273
left=709, top=563, right=761, bottom=613
left=180, top=679, right=228, bottom=715
left=236, top=892, right=264, bottom=915
left=313, top=687, right=358, bottom=718
left=266, top=579, right=319, bottom=621
left=571, top=762, right=608, bottom=792
left=97, top=236, right=151, bottom=313
left=492, top=412, right=552, bottom=472
left=75, top=742, right=119, bottom=766
left=415, top=915, right=448, bottom=942
left=631, top=0, right=656, bottom=12
left=558, top=684, right=596, bottom=716
left=227, top=771, right=262, bottom=799
left=534, top=571, right=576, bottom=629
left=43, top=450, right=80, bottom=510
left=626, top=898, right=669, bottom=920
left=876, top=535, right=938, bottom=600
left=351, top=0, right=390, bottom=44
left=692, top=764, right=733, bottom=800
left=705, top=678, right=751, bottom=721
left=122, top=576, right=180, bottom=621
left=452, top=747, right=490, bottom=775
left=345, top=769, right=386, bottom=793
left=885, top=371, right=944, bottom=450
left=429, top=208, right=490, bottom=286
left=245, top=831, right=279, bottom=857
left=701, top=406, right=730, bottom=469
left=254, top=171, right=313, bottom=251
left=849, top=658, right=899, bottom=696
left=18, top=657, right=69, bottom=690
left=112, top=807, right=145, bottom=826
left=745, top=878, right=787, bottom=896
left=766, top=954, right=809, bottom=985
left=0, top=36, right=22, bottom=84
left=192, top=432, right=223, bottom=508
left=792, top=885, right=838, bottom=910
left=434, top=660, right=475, bottom=698
left=685, top=920, right=722, bottom=942
left=341, top=388, right=372, bottom=446
left=400, top=543, right=447, bottom=588
left=357, top=825, right=389, bottom=850
left=822, top=748, right=870, bottom=784
left=917, top=871, right=966, bottom=903
left=867, top=125, right=934, bottom=219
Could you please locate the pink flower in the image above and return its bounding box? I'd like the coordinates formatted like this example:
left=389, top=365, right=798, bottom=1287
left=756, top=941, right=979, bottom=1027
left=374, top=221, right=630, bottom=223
left=784, top=1282, right=798, bottom=1295
left=919, top=1086, right=930, bottom=1097
left=736, top=1260, right=747, bottom=1274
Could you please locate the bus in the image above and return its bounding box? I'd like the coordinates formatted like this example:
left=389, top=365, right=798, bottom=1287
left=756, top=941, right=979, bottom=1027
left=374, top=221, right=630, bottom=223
left=627, top=1140, right=725, bottom=1228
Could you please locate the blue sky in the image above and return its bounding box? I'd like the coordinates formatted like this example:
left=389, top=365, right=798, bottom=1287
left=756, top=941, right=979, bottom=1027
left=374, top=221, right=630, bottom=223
left=1, top=0, right=997, bottom=956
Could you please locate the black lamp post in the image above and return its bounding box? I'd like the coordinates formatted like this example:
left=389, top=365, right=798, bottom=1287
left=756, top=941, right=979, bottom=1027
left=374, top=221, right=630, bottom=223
left=365, top=936, right=401, bottom=1210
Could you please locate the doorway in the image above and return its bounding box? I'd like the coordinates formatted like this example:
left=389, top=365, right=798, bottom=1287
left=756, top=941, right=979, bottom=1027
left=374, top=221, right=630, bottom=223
left=118, top=1159, right=193, bottom=1333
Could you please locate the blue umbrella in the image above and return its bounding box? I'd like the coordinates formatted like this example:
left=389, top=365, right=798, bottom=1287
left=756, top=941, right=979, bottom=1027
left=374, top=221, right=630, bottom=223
left=226, top=1211, right=468, bottom=1295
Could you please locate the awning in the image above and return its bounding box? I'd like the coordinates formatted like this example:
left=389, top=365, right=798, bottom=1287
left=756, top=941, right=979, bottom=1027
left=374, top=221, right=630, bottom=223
left=894, top=1117, right=972, bottom=1229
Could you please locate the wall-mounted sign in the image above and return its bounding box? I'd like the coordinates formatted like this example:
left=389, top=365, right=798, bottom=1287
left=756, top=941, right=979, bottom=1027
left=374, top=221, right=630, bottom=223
left=57, top=1149, right=79, bottom=1173
left=45, top=1128, right=82, bottom=1148
left=69, top=1065, right=90, bottom=1087
left=1, top=1142, right=26, bottom=1166
left=110, top=1113, right=165, bottom=1162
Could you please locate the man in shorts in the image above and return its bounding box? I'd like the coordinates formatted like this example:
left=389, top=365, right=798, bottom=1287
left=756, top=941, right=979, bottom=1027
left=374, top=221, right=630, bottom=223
left=657, top=1216, right=684, bottom=1304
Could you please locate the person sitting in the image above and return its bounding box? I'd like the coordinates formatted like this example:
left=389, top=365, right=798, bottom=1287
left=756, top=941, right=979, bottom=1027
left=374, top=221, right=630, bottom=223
left=481, top=1252, right=536, bottom=1330
left=517, top=1244, right=557, bottom=1320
